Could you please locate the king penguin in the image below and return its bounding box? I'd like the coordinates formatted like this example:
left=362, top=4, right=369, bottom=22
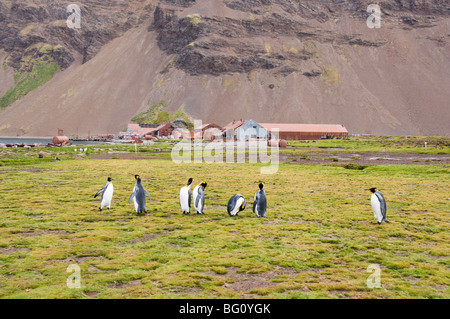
left=227, top=194, right=246, bottom=217
left=94, top=177, right=114, bottom=211
left=129, top=175, right=152, bottom=215
left=367, top=187, right=389, bottom=224
left=193, top=181, right=207, bottom=215
left=253, top=183, right=267, bottom=218
left=180, top=178, right=193, bottom=214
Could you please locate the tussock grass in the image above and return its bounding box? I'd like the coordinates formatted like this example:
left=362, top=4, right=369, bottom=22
left=0, top=156, right=448, bottom=299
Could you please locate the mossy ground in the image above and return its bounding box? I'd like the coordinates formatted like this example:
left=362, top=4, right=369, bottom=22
left=0, top=141, right=448, bottom=299
left=0, top=62, right=59, bottom=109
left=131, top=100, right=194, bottom=130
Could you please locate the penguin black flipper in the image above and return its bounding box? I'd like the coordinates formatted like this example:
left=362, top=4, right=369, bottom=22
left=144, top=190, right=151, bottom=201
left=227, top=195, right=236, bottom=216
left=375, top=191, right=387, bottom=221
left=200, top=188, right=205, bottom=214
left=188, top=190, right=191, bottom=209
left=94, top=186, right=106, bottom=198
left=195, top=189, right=201, bottom=209
left=253, top=192, right=260, bottom=215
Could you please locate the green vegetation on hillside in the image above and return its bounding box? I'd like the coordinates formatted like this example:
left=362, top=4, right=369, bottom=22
left=0, top=62, right=59, bottom=108
left=131, top=100, right=194, bottom=130
left=0, top=43, right=62, bottom=108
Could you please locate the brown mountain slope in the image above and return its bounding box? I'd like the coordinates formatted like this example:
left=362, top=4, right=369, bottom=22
left=0, top=0, right=449, bottom=137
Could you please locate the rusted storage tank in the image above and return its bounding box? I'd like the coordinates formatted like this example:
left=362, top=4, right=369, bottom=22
left=267, top=139, right=278, bottom=147
left=52, top=136, right=69, bottom=146
left=279, top=139, right=288, bottom=148
left=267, top=139, right=288, bottom=148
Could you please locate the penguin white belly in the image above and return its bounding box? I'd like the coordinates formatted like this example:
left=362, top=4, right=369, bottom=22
left=197, top=200, right=203, bottom=214
left=101, top=184, right=113, bottom=209
left=133, top=197, right=139, bottom=212
left=371, top=194, right=383, bottom=223
left=230, top=197, right=244, bottom=216
left=180, top=187, right=190, bottom=213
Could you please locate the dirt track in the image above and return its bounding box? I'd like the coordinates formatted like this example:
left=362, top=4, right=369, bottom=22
left=281, top=152, right=450, bottom=165
left=89, top=150, right=450, bottom=165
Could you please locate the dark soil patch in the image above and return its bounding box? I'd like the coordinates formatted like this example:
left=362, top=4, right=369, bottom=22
left=284, top=152, right=450, bottom=165
left=118, top=233, right=165, bottom=246
left=17, top=230, right=70, bottom=237
left=207, top=266, right=298, bottom=294
left=108, top=279, right=143, bottom=289
left=90, top=152, right=171, bottom=160
left=0, top=247, right=31, bottom=255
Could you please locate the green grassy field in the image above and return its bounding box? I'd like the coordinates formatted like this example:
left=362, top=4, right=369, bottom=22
left=0, top=140, right=449, bottom=299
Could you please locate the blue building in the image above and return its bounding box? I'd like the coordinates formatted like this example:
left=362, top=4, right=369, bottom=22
left=223, top=120, right=269, bottom=141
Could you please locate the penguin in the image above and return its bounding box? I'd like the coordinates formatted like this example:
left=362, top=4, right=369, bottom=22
left=193, top=181, right=207, bottom=215
left=94, top=177, right=114, bottom=211
left=180, top=178, right=193, bottom=214
left=253, top=183, right=267, bottom=218
left=227, top=194, right=246, bottom=217
left=129, top=175, right=152, bottom=215
left=367, top=187, right=389, bottom=224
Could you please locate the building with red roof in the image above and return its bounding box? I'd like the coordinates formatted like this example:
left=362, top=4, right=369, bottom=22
left=259, top=123, right=349, bottom=140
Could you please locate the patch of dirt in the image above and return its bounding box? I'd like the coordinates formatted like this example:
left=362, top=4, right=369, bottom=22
left=171, top=287, right=203, bottom=295
left=207, top=266, right=298, bottom=294
left=0, top=247, right=31, bottom=255
left=118, top=233, right=165, bottom=246
left=208, top=205, right=227, bottom=210
left=25, top=214, right=44, bottom=219
left=90, top=152, right=172, bottom=160
left=284, top=151, right=450, bottom=166
left=411, top=211, right=429, bottom=215
left=406, top=276, right=421, bottom=284
left=58, top=256, right=105, bottom=264
left=85, top=292, right=99, bottom=299
left=17, top=230, right=70, bottom=237
left=108, top=279, right=143, bottom=289
left=88, top=265, right=102, bottom=272
left=21, top=168, right=43, bottom=173
left=434, top=284, right=448, bottom=291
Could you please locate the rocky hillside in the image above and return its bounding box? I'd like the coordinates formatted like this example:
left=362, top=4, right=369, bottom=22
left=0, top=0, right=449, bottom=137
